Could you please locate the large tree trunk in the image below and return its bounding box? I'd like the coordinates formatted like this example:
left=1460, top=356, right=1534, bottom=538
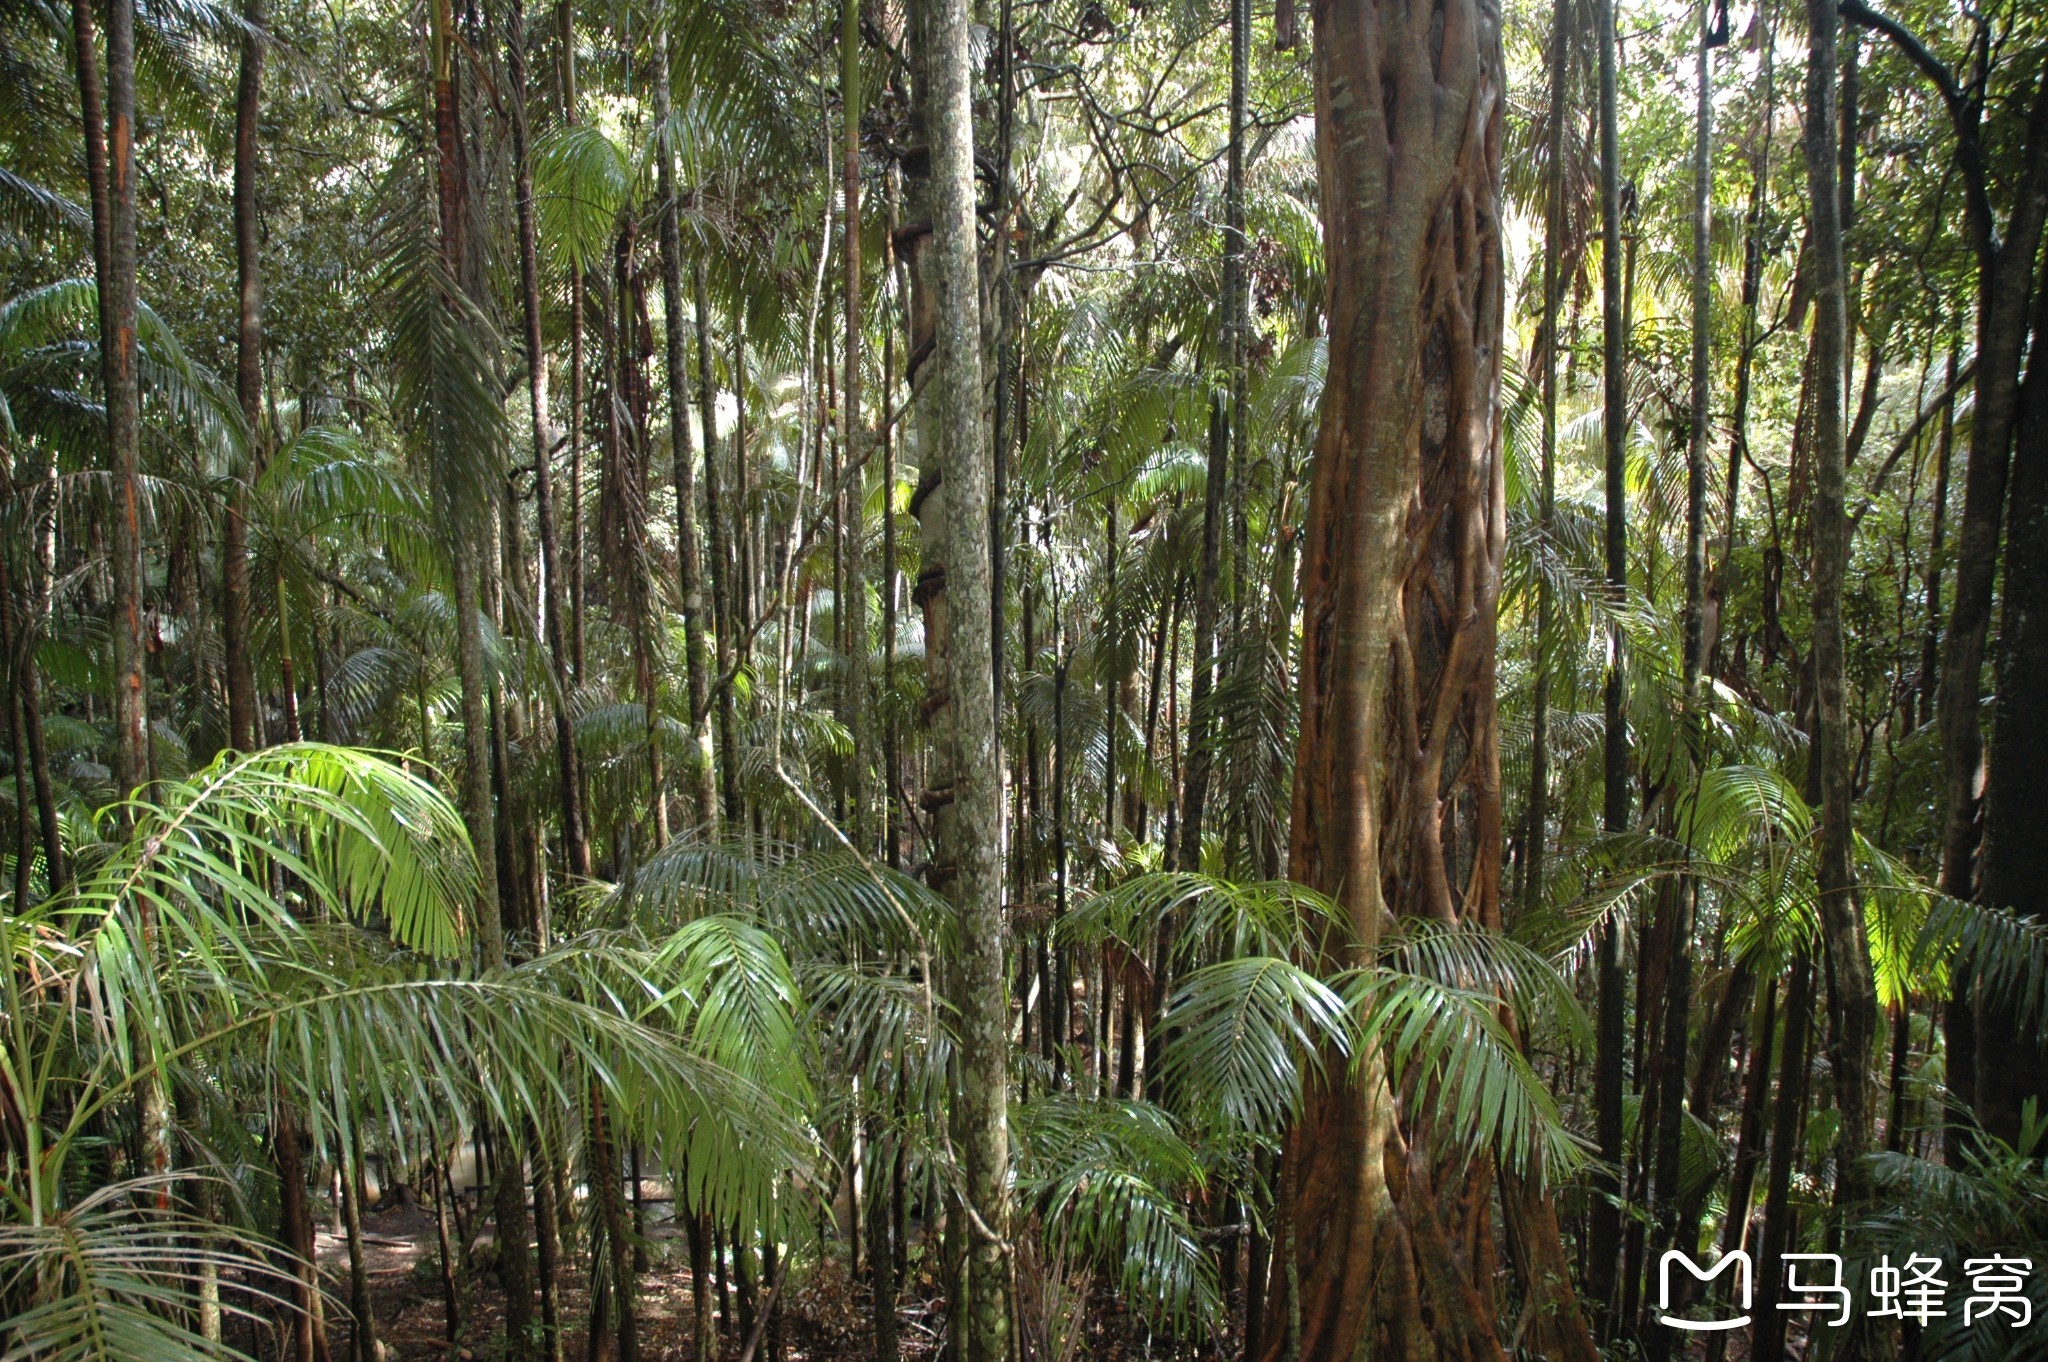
left=1260, top=4, right=1587, bottom=1360
left=223, top=0, right=264, bottom=754
left=1972, top=245, right=2048, bottom=1145
left=1804, top=0, right=1882, bottom=1257
left=1926, top=64, right=2048, bottom=907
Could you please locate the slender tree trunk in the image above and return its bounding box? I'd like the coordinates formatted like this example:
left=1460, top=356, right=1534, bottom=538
left=1524, top=0, right=1570, bottom=920
left=1805, top=0, right=1882, bottom=1264
left=94, top=0, right=148, bottom=802
left=1702, top=977, right=1778, bottom=1362
left=223, top=0, right=265, bottom=754
left=694, top=262, right=743, bottom=827
left=1644, top=15, right=1714, bottom=1357
left=1712, top=14, right=1771, bottom=672
left=653, top=11, right=718, bottom=831
left=1589, top=0, right=1629, bottom=1330
left=1178, top=0, right=1249, bottom=873
left=1917, top=347, right=1957, bottom=729
left=508, top=0, right=590, bottom=879
left=1751, top=956, right=1815, bottom=1361
left=533, top=1128, right=566, bottom=1362
left=588, top=1085, right=639, bottom=1362
left=8, top=452, right=61, bottom=892
left=841, top=0, right=871, bottom=851
left=277, top=1107, right=333, bottom=1362
left=342, top=1130, right=379, bottom=1362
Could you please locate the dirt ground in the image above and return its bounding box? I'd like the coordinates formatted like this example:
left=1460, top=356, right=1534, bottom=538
left=302, top=1194, right=946, bottom=1362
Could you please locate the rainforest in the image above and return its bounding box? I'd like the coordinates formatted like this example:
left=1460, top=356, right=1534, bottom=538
left=2, top=0, right=2047, bottom=1358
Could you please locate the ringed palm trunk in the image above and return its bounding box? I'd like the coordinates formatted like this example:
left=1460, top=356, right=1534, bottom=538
left=1259, top=5, right=1592, bottom=1360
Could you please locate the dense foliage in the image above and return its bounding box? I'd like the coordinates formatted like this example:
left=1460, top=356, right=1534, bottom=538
left=4, top=0, right=2048, bottom=1358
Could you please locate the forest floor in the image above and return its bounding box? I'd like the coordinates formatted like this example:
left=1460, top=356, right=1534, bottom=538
left=302, top=1195, right=942, bottom=1362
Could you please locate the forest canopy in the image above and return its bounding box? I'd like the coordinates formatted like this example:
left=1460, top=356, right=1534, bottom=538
left=3, top=0, right=2048, bottom=1359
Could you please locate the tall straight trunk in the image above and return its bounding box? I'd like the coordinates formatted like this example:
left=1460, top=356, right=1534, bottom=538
left=1588, top=0, right=1629, bottom=1329
left=533, top=1128, right=566, bottom=1362
left=652, top=14, right=718, bottom=831
left=570, top=263, right=589, bottom=674
left=866, top=1116, right=898, bottom=1362
left=921, top=1, right=1009, bottom=1355
left=342, top=1130, right=379, bottom=1362
left=1261, top=5, right=1583, bottom=1361
left=882, top=167, right=905, bottom=871
left=428, top=6, right=531, bottom=1348
left=587, top=1085, right=639, bottom=1362
left=1804, top=0, right=1881, bottom=1248
left=1971, top=249, right=2048, bottom=1145
left=694, top=262, right=743, bottom=826
left=1750, top=955, right=1815, bottom=1361
left=1918, top=62, right=2048, bottom=908
left=1644, top=15, right=1714, bottom=1358
left=1917, top=348, right=1957, bottom=729
left=223, top=0, right=264, bottom=754
left=1523, top=0, right=1569, bottom=920
left=1177, top=0, right=1247, bottom=872
left=1711, top=13, right=1771, bottom=665
left=94, top=0, right=148, bottom=801
left=1702, top=976, right=1778, bottom=1362
left=841, top=0, right=871, bottom=850
left=276, top=1107, right=332, bottom=1362
left=507, top=0, right=590, bottom=879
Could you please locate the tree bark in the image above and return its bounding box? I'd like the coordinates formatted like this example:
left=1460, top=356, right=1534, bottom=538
left=1589, top=0, right=1629, bottom=1330
left=507, top=0, right=590, bottom=880
left=923, top=0, right=1009, bottom=1354
left=1971, top=241, right=2048, bottom=1146
left=1177, top=0, right=1249, bottom=874
left=653, top=9, right=719, bottom=832
left=1644, top=15, right=1714, bottom=1358
left=223, top=0, right=265, bottom=754
left=1260, top=3, right=1581, bottom=1359
left=93, top=0, right=148, bottom=801
left=1805, top=0, right=1882, bottom=1258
